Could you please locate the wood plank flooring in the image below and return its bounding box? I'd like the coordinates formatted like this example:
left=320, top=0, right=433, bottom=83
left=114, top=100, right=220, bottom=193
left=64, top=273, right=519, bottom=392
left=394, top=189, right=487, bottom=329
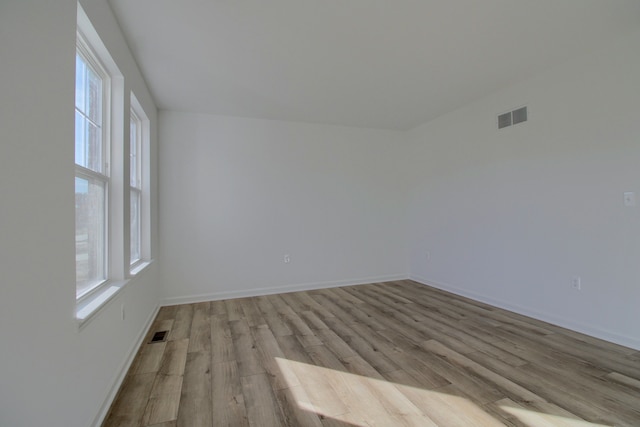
left=103, top=280, right=640, bottom=427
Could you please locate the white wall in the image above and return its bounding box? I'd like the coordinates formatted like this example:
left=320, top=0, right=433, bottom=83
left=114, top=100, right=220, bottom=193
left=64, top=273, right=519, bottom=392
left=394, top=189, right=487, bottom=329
left=0, top=2, right=637, bottom=425
left=406, top=29, right=640, bottom=350
left=160, top=112, right=407, bottom=303
left=0, top=1, right=160, bottom=426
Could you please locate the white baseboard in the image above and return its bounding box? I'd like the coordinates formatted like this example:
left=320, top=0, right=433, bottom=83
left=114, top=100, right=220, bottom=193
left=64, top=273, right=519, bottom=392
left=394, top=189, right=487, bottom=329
left=410, top=274, right=640, bottom=351
left=162, top=274, right=408, bottom=306
left=91, top=304, right=160, bottom=427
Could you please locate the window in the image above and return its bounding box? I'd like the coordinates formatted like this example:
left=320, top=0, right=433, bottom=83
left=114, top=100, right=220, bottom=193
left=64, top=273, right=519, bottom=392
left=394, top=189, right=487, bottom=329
left=130, top=109, right=142, bottom=265
left=75, top=4, right=153, bottom=323
left=129, top=94, right=150, bottom=273
left=75, top=36, right=110, bottom=300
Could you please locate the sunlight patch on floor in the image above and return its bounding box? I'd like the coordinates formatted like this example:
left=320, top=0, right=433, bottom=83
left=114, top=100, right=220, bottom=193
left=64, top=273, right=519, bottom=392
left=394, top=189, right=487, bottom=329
left=276, top=357, right=612, bottom=427
left=277, top=357, right=485, bottom=426
left=498, top=400, right=611, bottom=427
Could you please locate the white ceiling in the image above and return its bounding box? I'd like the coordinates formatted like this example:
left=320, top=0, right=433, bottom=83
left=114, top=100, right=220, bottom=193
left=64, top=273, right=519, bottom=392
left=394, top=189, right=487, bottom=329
left=109, top=0, right=640, bottom=130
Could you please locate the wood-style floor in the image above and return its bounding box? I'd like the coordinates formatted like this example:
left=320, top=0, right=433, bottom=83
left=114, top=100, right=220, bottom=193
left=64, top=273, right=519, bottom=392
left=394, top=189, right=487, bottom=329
left=103, top=280, right=640, bottom=427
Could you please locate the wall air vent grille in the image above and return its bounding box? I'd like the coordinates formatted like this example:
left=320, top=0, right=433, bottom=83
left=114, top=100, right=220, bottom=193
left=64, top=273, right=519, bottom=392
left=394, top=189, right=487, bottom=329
left=498, top=106, right=528, bottom=129
left=498, top=112, right=512, bottom=129
left=512, top=106, right=528, bottom=124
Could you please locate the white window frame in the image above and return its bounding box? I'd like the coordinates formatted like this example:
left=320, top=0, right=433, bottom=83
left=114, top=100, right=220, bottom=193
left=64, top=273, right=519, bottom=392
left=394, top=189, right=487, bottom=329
left=129, top=93, right=151, bottom=275
left=75, top=32, right=111, bottom=304
left=130, top=108, right=142, bottom=267
left=75, top=3, right=131, bottom=326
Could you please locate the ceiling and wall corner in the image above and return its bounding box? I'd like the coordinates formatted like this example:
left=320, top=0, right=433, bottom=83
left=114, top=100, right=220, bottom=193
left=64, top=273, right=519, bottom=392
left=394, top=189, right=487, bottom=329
left=109, top=0, right=640, bottom=130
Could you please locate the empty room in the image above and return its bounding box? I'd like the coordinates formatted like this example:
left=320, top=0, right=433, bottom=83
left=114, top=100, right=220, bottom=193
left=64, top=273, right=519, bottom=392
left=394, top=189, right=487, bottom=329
left=2, top=0, right=640, bottom=426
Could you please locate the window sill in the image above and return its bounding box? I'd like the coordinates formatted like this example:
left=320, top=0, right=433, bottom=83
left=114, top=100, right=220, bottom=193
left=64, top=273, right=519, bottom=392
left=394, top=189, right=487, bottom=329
left=130, top=259, right=152, bottom=276
left=76, top=259, right=154, bottom=330
left=76, top=280, right=127, bottom=329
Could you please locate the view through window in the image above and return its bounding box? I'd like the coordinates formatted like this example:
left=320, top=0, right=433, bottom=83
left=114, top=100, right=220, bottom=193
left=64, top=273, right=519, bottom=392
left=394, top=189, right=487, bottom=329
left=75, top=41, right=109, bottom=299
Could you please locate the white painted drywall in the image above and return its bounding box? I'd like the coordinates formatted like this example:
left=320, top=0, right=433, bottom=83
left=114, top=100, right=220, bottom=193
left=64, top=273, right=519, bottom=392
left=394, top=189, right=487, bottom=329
left=159, top=113, right=407, bottom=303
left=406, top=29, right=640, bottom=350
left=1, top=2, right=638, bottom=426
left=0, top=1, right=160, bottom=426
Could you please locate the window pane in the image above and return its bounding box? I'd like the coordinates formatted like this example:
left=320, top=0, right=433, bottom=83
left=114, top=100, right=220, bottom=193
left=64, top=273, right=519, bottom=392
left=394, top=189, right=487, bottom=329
left=130, top=190, right=141, bottom=263
left=130, top=119, right=138, bottom=187
left=75, top=54, right=86, bottom=111
left=76, top=176, right=106, bottom=297
left=75, top=111, right=86, bottom=167
left=75, top=50, right=103, bottom=174
left=87, top=67, right=102, bottom=125
left=87, top=121, right=102, bottom=173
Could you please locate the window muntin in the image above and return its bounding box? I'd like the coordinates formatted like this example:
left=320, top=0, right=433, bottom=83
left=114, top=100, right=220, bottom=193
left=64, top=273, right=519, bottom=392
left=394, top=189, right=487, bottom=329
left=75, top=40, right=109, bottom=299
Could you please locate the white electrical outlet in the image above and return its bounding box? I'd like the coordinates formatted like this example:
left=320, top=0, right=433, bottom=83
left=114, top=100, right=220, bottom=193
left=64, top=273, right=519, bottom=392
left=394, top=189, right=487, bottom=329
left=426, top=251, right=431, bottom=262
left=284, top=254, right=291, bottom=264
left=571, top=276, right=581, bottom=290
